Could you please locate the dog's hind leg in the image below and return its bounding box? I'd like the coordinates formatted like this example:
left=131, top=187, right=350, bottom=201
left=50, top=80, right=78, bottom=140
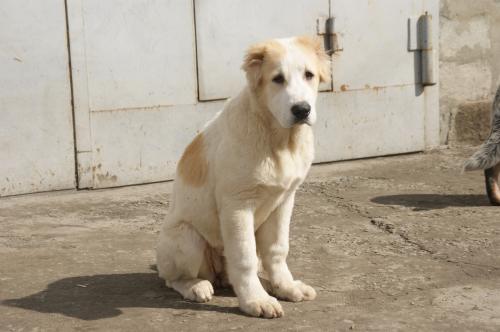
left=485, top=163, right=500, bottom=206
left=156, top=221, right=214, bottom=302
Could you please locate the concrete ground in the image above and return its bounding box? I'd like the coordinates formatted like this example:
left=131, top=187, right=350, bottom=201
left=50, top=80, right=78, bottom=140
left=1, top=146, right=499, bottom=332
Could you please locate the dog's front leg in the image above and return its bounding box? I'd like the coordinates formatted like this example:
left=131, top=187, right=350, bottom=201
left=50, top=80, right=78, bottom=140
left=256, top=193, right=317, bottom=302
left=220, top=207, right=283, bottom=318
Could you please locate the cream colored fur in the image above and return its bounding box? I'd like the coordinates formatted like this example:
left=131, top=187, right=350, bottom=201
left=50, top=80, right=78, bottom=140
left=156, top=36, right=330, bottom=318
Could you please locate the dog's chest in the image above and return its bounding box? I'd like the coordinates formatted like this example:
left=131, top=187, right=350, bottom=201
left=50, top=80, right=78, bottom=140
left=252, top=150, right=311, bottom=227
left=260, top=147, right=310, bottom=188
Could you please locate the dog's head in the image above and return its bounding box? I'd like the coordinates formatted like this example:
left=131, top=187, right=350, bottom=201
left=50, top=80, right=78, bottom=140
left=242, top=36, right=330, bottom=128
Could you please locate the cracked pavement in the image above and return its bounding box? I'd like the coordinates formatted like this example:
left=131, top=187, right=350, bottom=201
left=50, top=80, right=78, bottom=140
left=1, top=146, right=499, bottom=331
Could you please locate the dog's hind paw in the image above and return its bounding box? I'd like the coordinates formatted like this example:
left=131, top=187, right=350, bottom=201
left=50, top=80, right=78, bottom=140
left=184, top=279, right=214, bottom=303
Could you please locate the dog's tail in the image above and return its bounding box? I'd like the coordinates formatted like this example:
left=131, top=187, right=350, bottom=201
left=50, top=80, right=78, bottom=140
left=463, top=86, right=500, bottom=171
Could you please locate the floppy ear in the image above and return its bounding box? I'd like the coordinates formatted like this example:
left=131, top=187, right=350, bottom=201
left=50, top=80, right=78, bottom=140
left=242, top=43, right=266, bottom=90
left=296, top=36, right=331, bottom=83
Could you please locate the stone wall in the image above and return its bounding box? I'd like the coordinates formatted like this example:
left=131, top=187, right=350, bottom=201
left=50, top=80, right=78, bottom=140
left=439, top=0, right=500, bottom=145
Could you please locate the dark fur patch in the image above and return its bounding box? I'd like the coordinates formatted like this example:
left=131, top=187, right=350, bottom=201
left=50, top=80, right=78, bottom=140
left=464, top=85, right=500, bottom=171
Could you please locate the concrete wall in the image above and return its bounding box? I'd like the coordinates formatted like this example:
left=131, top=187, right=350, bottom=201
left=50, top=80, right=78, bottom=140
left=439, top=0, right=500, bottom=145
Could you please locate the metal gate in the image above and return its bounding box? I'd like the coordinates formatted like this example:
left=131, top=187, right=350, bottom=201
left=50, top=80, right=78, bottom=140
left=0, top=0, right=439, bottom=195
left=0, top=0, right=75, bottom=196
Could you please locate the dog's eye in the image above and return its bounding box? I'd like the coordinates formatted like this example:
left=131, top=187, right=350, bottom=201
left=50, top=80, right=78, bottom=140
left=305, top=70, right=314, bottom=80
left=272, top=74, right=285, bottom=84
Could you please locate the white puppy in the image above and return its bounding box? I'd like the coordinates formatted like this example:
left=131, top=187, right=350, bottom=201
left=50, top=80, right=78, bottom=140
left=156, top=36, right=330, bottom=318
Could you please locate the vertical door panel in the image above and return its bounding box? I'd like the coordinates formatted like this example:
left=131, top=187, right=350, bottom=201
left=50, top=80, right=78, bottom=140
left=81, top=0, right=197, bottom=111
left=317, top=0, right=440, bottom=162
left=331, top=0, right=424, bottom=91
left=0, top=0, right=75, bottom=196
left=69, top=0, right=199, bottom=188
left=195, top=0, right=330, bottom=100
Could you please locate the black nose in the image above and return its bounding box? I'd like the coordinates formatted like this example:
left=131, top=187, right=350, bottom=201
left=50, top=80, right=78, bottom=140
left=291, top=102, right=311, bottom=121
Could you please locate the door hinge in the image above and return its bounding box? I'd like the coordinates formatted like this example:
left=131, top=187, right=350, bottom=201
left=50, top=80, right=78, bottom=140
left=317, top=17, right=342, bottom=55
left=408, top=12, right=436, bottom=86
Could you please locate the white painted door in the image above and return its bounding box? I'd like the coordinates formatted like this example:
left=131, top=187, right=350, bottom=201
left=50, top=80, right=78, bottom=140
left=68, top=0, right=200, bottom=189
left=195, top=0, right=331, bottom=100
left=314, top=0, right=439, bottom=162
left=194, top=0, right=439, bottom=163
left=69, top=0, right=439, bottom=190
left=0, top=1, right=75, bottom=196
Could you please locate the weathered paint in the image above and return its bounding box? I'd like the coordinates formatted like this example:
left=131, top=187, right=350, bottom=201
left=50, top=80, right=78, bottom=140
left=0, top=0, right=75, bottom=197
left=88, top=101, right=223, bottom=188
left=331, top=0, right=436, bottom=91
left=67, top=0, right=198, bottom=189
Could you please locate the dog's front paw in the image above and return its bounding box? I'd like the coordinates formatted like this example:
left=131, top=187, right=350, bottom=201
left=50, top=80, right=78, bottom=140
left=273, top=280, right=317, bottom=302
left=240, top=295, right=284, bottom=318
left=184, top=280, right=214, bottom=303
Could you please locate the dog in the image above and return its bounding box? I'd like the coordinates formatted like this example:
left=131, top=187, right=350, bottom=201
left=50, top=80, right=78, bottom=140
left=156, top=36, right=330, bottom=318
left=464, top=85, right=500, bottom=205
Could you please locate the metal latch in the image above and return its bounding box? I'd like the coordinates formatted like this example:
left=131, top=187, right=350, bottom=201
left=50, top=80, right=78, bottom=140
left=317, top=17, right=342, bottom=55
left=408, top=12, right=436, bottom=86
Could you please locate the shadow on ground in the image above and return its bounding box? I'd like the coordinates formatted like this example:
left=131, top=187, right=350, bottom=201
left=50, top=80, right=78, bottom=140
left=371, top=194, right=490, bottom=211
left=2, top=272, right=241, bottom=320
